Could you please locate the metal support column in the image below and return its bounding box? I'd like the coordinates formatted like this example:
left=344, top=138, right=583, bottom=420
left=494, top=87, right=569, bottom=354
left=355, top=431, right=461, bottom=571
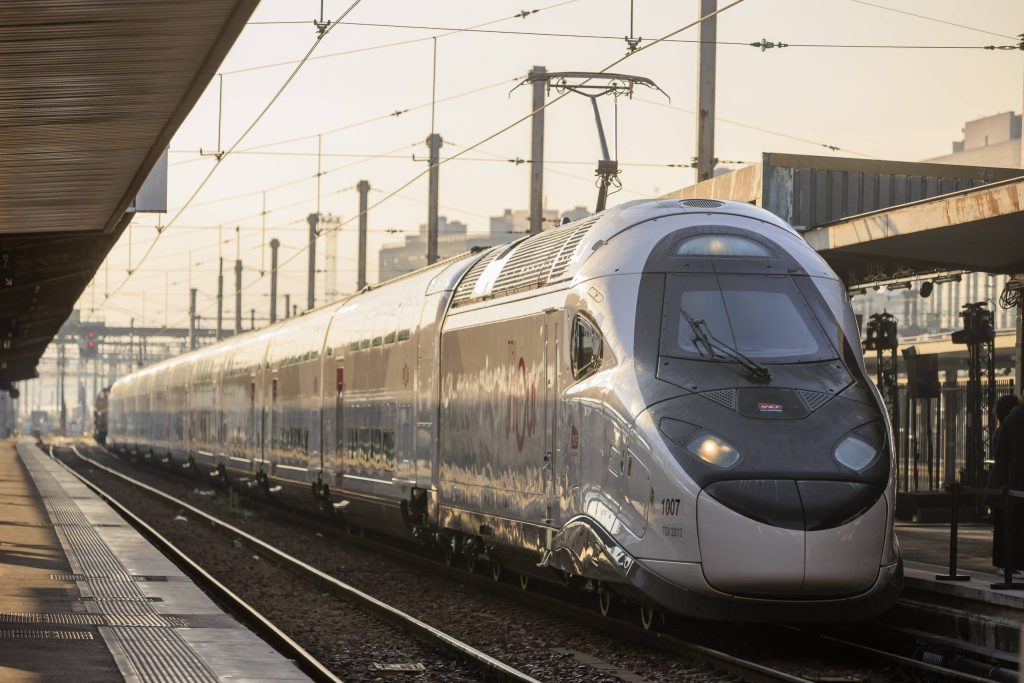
left=953, top=302, right=995, bottom=487
left=528, top=65, right=546, bottom=235
left=1015, top=273, right=1024, bottom=392
left=426, top=133, right=443, bottom=265
left=356, top=180, right=370, bottom=289
left=234, top=259, right=243, bottom=335
left=269, top=239, right=280, bottom=324
left=284, top=294, right=291, bottom=319
left=307, top=213, right=318, bottom=310
left=695, top=0, right=717, bottom=182
left=216, top=257, right=224, bottom=341
left=188, top=288, right=197, bottom=350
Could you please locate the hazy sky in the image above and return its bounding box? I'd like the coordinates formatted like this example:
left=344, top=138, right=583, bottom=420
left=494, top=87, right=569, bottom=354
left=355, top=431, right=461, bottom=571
left=78, top=0, right=1024, bottom=331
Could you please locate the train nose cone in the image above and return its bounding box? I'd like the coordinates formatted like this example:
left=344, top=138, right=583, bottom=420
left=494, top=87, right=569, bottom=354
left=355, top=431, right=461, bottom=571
left=697, top=480, right=886, bottom=597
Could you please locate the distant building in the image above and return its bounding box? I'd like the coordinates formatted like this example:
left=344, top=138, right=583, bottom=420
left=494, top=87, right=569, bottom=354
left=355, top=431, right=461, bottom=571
left=377, top=206, right=595, bottom=284
left=378, top=216, right=512, bottom=283
left=489, top=208, right=559, bottom=235
left=925, top=111, right=1021, bottom=169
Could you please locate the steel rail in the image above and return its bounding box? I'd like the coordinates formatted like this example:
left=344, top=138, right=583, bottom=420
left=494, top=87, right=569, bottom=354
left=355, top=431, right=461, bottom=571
left=45, top=445, right=341, bottom=683
left=65, top=444, right=540, bottom=683
left=73, top=442, right=817, bottom=683
left=78, top=440, right=1006, bottom=682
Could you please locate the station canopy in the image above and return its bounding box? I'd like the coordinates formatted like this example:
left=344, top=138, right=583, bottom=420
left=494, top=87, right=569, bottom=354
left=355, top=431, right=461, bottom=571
left=0, top=0, right=259, bottom=388
left=664, top=153, right=1024, bottom=287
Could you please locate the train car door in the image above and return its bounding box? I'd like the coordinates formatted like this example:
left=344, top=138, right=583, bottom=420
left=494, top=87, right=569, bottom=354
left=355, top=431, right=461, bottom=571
left=543, top=309, right=560, bottom=525
left=249, top=375, right=258, bottom=462
left=334, top=363, right=344, bottom=488
left=270, top=373, right=278, bottom=462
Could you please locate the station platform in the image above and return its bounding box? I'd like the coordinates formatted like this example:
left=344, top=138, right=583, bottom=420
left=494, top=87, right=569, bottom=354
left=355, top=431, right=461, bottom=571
left=0, top=439, right=310, bottom=682
left=892, top=522, right=1024, bottom=656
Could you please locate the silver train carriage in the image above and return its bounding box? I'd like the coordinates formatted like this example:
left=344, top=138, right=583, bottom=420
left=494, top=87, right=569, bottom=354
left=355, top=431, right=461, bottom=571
left=108, top=198, right=902, bottom=621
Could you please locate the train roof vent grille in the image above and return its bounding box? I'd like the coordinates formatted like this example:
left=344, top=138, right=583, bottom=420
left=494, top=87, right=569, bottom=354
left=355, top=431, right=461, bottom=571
left=547, top=216, right=600, bottom=282
left=489, top=219, right=597, bottom=297
left=681, top=199, right=725, bottom=209
left=797, top=389, right=833, bottom=412
left=700, top=389, right=735, bottom=410
left=450, top=248, right=500, bottom=307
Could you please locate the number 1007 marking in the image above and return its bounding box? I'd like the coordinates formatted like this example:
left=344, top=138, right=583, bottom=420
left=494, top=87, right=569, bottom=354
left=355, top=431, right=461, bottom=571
left=661, top=498, right=680, bottom=516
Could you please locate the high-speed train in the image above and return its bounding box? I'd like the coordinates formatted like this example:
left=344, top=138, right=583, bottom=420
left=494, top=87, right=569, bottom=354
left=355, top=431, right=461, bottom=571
left=109, top=198, right=902, bottom=623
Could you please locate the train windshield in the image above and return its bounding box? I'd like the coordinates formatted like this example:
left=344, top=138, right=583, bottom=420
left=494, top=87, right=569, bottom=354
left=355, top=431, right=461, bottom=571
left=663, top=274, right=837, bottom=363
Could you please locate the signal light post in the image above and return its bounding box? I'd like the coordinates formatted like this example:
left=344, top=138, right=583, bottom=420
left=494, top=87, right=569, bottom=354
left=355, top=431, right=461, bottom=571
left=864, top=312, right=899, bottom=464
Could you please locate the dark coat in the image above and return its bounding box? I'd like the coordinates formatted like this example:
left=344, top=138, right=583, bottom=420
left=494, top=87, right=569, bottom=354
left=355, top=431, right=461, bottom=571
left=990, top=404, right=1024, bottom=508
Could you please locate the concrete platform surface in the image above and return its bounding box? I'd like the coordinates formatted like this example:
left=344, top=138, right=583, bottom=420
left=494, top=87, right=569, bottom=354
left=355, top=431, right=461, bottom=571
left=0, top=439, right=311, bottom=682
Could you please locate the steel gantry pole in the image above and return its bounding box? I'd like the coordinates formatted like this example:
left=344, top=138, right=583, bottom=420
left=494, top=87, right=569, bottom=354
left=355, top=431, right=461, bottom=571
left=695, top=0, right=717, bottom=182
left=356, top=180, right=370, bottom=289
left=234, top=259, right=243, bottom=335
left=216, top=257, right=224, bottom=341
left=528, top=66, right=546, bottom=235
left=269, top=238, right=280, bottom=324
left=188, top=288, right=197, bottom=350
left=307, top=213, right=318, bottom=310
left=426, top=134, right=443, bottom=265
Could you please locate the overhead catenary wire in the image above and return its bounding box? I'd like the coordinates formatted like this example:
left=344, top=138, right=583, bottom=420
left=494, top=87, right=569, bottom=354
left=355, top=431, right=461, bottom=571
left=105, top=0, right=751, bottom=335
left=215, top=0, right=752, bottom=308
left=634, top=97, right=879, bottom=159
left=844, top=0, right=1016, bottom=40
left=102, top=0, right=365, bottom=304
left=227, top=0, right=583, bottom=76
left=142, top=0, right=754, bottom=336
left=232, top=19, right=1022, bottom=50
left=169, top=76, right=519, bottom=167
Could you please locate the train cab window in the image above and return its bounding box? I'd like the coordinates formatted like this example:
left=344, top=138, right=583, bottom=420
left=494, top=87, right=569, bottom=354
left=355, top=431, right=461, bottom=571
left=571, top=314, right=604, bottom=381
left=676, top=235, right=770, bottom=258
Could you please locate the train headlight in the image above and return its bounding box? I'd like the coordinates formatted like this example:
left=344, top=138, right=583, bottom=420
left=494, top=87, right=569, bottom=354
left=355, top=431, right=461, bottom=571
left=834, top=434, right=878, bottom=471
left=686, top=433, right=740, bottom=468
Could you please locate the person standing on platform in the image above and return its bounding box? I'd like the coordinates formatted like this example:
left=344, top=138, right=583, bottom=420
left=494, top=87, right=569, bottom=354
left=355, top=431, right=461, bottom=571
left=989, top=393, right=1023, bottom=574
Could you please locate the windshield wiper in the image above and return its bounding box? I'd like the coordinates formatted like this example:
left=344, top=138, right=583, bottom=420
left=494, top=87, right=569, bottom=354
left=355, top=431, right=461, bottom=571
left=680, top=307, right=772, bottom=383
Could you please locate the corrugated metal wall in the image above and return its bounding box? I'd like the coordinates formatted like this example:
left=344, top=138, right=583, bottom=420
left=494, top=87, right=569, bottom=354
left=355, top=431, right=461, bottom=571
left=759, top=153, right=1021, bottom=228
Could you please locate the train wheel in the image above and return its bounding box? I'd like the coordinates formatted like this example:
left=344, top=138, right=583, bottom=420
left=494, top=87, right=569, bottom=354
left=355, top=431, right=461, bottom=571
left=598, top=586, right=618, bottom=618
left=519, top=573, right=530, bottom=591
left=490, top=560, right=503, bottom=582
left=639, top=604, right=659, bottom=631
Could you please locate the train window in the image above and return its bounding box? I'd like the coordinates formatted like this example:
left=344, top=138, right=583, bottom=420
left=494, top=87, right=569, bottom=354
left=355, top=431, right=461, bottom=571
left=397, top=329, right=411, bottom=341
left=382, top=430, right=395, bottom=465
left=371, top=429, right=382, bottom=463
left=358, top=428, right=369, bottom=463
left=384, top=331, right=396, bottom=344
left=372, top=336, right=382, bottom=347
left=571, top=314, right=604, bottom=380
left=676, top=235, right=771, bottom=258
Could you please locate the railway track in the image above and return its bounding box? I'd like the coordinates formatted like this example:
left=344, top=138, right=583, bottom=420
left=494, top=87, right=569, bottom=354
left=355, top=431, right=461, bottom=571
left=60, top=441, right=1015, bottom=682
left=51, top=443, right=537, bottom=683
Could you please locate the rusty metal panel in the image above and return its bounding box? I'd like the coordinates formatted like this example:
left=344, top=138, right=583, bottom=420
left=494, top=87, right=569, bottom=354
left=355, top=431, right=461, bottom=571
left=795, top=168, right=813, bottom=227
left=863, top=174, right=878, bottom=212
left=812, top=170, right=829, bottom=225
left=846, top=172, right=861, bottom=218
left=829, top=171, right=845, bottom=221
left=894, top=175, right=908, bottom=206
left=878, top=175, right=893, bottom=208
left=663, top=152, right=1022, bottom=231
